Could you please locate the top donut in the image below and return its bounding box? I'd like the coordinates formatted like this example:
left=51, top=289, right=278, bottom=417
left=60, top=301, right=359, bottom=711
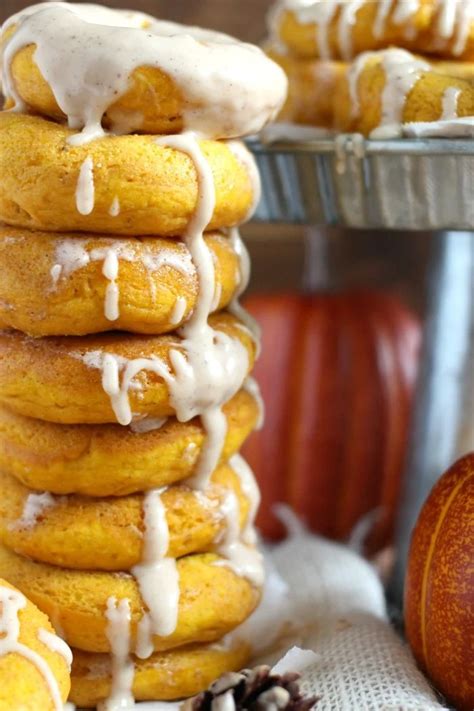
left=269, top=0, right=474, bottom=61
left=1, top=2, right=288, bottom=142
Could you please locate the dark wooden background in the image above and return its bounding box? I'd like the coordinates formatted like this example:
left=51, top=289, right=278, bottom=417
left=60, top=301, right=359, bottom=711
left=1, top=0, right=274, bottom=41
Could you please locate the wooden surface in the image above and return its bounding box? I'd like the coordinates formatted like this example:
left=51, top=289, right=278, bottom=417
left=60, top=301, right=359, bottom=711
left=1, top=0, right=273, bottom=41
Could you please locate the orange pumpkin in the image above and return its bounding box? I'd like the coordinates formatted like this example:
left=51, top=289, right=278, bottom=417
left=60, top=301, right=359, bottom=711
left=405, top=452, right=474, bottom=711
left=243, top=290, right=421, bottom=551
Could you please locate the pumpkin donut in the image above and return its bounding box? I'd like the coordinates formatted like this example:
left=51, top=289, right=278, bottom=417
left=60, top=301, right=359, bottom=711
left=0, top=545, right=262, bottom=654
left=70, top=639, right=251, bottom=708
left=0, top=389, right=259, bottom=496
left=0, top=113, right=258, bottom=236
left=270, top=0, right=474, bottom=61
left=0, top=461, right=256, bottom=570
left=0, top=577, right=71, bottom=711
left=334, top=48, right=474, bottom=136
left=0, top=226, right=241, bottom=337
left=269, top=46, right=474, bottom=129
left=1, top=3, right=287, bottom=140
left=0, top=312, right=256, bottom=424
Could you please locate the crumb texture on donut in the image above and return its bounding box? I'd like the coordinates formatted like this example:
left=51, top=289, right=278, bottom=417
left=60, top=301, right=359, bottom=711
left=0, top=464, right=251, bottom=570
left=0, top=226, right=241, bottom=336
left=0, top=390, right=259, bottom=496
left=0, top=113, right=257, bottom=236
left=70, top=640, right=251, bottom=707
left=0, top=545, right=261, bottom=654
left=0, top=313, right=257, bottom=424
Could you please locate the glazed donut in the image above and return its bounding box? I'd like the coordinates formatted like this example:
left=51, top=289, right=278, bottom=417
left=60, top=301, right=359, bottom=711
left=0, top=113, right=259, bottom=236
left=0, top=461, right=256, bottom=570
left=0, top=313, right=256, bottom=424
left=269, top=46, right=474, bottom=132
left=0, top=226, right=242, bottom=337
left=269, top=0, right=474, bottom=61
left=70, top=640, right=251, bottom=707
left=0, top=390, right=259, bottom=496
left=0, top=577, right=71, bottom=711
left=1, top=3, right=287, bottom=141
left=0, top=545, right=261, bottom=654
left=334, top=48, right=474, bottom=136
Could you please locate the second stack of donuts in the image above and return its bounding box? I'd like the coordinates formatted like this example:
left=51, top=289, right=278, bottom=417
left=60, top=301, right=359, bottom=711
left=0, top=3, right=288, bottom=708
left=267, top=0, right=474, bottom=136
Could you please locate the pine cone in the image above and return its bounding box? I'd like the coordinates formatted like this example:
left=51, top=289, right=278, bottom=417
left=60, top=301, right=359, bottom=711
left=183, top=665, right=319, bottom=711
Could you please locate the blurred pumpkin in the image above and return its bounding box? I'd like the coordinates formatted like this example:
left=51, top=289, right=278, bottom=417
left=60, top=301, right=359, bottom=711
left=404, top=452, right=474, bottom=711
left=243, top=290, right=421, bottom=552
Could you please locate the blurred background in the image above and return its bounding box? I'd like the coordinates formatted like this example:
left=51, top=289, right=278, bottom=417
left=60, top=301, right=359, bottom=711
left=1, top=0, right=433, bottom=557
left=3, top=0, right=273, bottom=37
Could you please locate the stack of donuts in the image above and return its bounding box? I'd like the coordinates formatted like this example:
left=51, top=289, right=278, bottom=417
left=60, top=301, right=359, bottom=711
left=0, top=3, right=287, bottom=708
left=267, top=0, right=474, bottom=137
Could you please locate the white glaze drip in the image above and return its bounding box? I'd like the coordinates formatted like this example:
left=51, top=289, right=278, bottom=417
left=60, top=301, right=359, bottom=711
left=227, top=227, right=261, bottom=357
left=38, top=628, right=73, bottom=671
left=392, top=0, right=421, bottom=25
left=154, top=133, right=217, bottom=337
left=338, top=0, right=365, bottom=61
left=348, top=51, right=372, bottom=118
left=51, top=238, right=194, bottom=324
left=50, top=264, right=62, bottom=286
left=169, top=296, right=187, bottom=326
left=80, top=133, right=248, bottom=489
left=109, top=196, right=121, bottom=217
left=213, top=459, right=263, bottom=589
left=2, top=3, right=287, bottom=142
left=103, top=248, right=120, bottom=321
left=211, top=283, right=222, bottom=312
left=267, top=0, right=338, bottom=59
left=51, top=238, right=193, bottom=284
left=371, top=49, right=430, bottom=138
left=227, top=142, right=262, bottom=220
left=316, top=1, right=339, bottom=59
left=0, top=586, right=65, bottom=710
left=229, top=454, right=261, bottom=545
left=75, top=156, right=95, bottom=215
left=129, top=417, right=168, bottom=434
left=100, top=597, right=135, bottom=711
left=216, top=502, right=264, bottom=589
left=403, top=115, right=474, bottom=137
left=133, top=489, right=179, bottom=660
left=437, top=0, right=458, bottom=37
left=10, top=492, right=58, bottom=530
left=373, top=0, right=394, bottom=39
left=449, top=0, right=474, bottom=56
left=441, top=86, right=461, bottom=119
left=348, top=49, right=430, bottom=138
left=243, top=376, right=265, bottom=431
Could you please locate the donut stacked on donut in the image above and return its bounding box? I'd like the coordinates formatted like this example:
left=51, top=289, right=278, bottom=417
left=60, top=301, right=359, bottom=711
left=267, top=0, right=474, bottom=136
left=0, top=3, right=287, bottom=708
